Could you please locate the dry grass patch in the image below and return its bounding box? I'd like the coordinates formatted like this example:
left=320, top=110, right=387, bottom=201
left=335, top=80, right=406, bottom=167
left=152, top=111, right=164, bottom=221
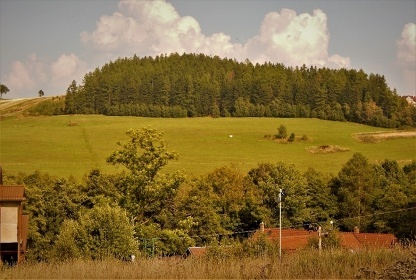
left=306, top=145, right=350, bottom=154
left=353, top=131, right=416, bottom=143
left=1, top=248, right=413, bottom=279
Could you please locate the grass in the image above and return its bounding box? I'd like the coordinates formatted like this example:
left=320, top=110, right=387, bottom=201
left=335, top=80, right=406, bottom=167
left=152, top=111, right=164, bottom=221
left=1, top=248, right=414, bottom=279
left=0, top=115, right=415, bottom=180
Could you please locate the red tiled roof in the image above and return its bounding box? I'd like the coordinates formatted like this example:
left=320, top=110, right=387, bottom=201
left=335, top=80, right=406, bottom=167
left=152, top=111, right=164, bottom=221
left=340, top=232, right=396, bottom=249
left=255, top=228, right=397, bottom=251
left=253, top=228, right=318, bottom=251
left=0, top=185, right=25, bottom=201
left=186, top=247, right=207, bottom=257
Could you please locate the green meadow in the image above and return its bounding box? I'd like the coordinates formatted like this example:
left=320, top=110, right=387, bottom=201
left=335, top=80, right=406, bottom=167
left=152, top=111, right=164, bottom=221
left=0, top=115, right=415, bottom=179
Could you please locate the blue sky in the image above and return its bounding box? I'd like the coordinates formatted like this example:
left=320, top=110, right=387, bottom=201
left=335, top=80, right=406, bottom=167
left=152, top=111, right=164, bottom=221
left=0, top=0, right=415, bottom=98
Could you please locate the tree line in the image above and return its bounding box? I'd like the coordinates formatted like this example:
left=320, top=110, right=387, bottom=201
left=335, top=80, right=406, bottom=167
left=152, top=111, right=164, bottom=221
left=63, top=53, right=415, bottom=128
left=5, top=127, right=415, bottom=261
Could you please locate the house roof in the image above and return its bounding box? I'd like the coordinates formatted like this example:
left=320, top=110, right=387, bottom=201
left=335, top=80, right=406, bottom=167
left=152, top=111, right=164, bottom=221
left=255, top=228, right=397, bottom=251
left=0, top=185, right=25, bottom=201
left=340, top=232, right=396, bottom=249
left=253, top=228, right=319, bottom=251
left=186, top=247, right=207, bottom=257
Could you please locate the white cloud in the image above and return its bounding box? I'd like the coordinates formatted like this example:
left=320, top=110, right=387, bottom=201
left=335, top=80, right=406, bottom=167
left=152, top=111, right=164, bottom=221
left=5, top=60, right=36, bottom=91
left=51, top=53, right=87, bottom=81
left=3, top=54, right=44, bottom=94
left=396, top=23, right=416, bottom=94
left=2, top=0, right=350, bottom=98
left=397, top=23, right=416, bottom=63
left=81, top=0, right=349, bottom=69
left=3, top=53, right=88, bottom=98
left=244, top=8, right=349, bottom=68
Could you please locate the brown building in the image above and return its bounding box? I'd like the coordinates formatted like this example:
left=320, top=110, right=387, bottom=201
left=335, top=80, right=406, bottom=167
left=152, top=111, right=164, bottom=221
left=0, top=185, right=29, bottom=264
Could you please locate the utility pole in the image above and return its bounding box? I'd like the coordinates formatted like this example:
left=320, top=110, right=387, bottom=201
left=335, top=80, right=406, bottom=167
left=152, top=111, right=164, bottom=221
left=318, top=226, right=322, bottom=254
left=279, top=188, right=282, bottom=260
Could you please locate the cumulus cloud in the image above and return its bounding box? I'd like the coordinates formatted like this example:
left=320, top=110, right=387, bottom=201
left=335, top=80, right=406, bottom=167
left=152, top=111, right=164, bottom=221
left=81, top=0, right=349, bottom=68
left=3, top=54, right=44, bottom=94
left=51, top=53, right=87, bottom=81
left=3, top=53, right=88, bottom=98
left=396, top=23, right=416, bottom=94
left=2, top=0, right=350, bottom=98
left=244, top=8, right=349, bottom=68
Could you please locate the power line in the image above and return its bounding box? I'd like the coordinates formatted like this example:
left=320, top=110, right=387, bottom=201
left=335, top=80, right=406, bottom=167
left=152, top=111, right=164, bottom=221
left=333, top=206, right=416, bottom=223
left=139, top=206, right=416, bottom=243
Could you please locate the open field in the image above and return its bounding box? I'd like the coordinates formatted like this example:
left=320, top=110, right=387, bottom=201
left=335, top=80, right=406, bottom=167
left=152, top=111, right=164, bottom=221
left=0, top=114, right=415, bottom=179
left=1, top=248, right=414, bottom=279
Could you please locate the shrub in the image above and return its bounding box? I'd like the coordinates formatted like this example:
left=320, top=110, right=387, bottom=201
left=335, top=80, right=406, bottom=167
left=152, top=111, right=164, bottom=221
left=276, top=124, right=287, bottom=139
left=53, top=204, right=138, bottom=261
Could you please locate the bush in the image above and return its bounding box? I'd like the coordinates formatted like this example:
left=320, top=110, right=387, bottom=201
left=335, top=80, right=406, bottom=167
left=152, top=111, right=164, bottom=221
left=276, top=124, right=287, bottom=139
left=53, top=204, right=138, bottom=261
left=27, top=97, right=65, bottom=116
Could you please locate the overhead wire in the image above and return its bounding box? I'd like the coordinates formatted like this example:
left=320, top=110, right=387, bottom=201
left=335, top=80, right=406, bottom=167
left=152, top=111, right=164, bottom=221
left=139, top=206, right=416, bottom=242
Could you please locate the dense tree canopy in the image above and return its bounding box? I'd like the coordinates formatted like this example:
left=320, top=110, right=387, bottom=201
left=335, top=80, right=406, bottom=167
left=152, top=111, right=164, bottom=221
left=64, top=53, right=415, bottom=128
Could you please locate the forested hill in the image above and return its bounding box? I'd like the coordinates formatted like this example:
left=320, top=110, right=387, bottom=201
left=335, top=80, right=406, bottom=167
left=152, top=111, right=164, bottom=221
left=64, top=53, right=415, bottom=128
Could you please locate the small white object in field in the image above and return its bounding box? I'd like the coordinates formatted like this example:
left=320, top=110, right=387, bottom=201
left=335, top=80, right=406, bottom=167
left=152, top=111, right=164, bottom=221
left=229, top=135, right=233, bottom=138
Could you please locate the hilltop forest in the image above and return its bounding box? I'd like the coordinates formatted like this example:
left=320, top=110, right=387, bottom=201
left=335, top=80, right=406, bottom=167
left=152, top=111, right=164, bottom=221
left=63, top=53, right=415, bottom=128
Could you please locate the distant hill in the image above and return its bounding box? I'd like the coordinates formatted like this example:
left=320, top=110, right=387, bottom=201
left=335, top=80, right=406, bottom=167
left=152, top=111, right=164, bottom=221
left=0, top=96, right=65, bottom=119
left=0, top=98, right=46, bottom=118
left=63, top=53, right=415, bottom=128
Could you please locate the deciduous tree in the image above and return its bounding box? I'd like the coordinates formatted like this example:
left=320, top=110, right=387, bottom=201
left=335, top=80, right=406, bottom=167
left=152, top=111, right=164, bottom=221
left=0, top=84, right=9, bottom=98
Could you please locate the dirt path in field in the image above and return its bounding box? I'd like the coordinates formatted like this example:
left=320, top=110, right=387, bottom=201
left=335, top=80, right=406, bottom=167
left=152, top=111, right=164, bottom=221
left=353, top=131, right=416, bottom=142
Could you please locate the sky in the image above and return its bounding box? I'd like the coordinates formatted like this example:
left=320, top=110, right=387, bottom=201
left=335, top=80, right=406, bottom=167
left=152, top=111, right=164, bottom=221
left=0, top=0, right=415, bottom=99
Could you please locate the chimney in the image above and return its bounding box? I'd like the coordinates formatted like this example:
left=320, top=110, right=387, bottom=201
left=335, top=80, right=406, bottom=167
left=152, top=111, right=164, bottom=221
left=353, top=226, right=360, bottom=234
left=260, top=222, right=265, bottom=233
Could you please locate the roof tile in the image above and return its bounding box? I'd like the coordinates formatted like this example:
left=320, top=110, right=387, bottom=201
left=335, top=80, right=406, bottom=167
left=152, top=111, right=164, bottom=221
left=0, top=185, right=25, bottom=201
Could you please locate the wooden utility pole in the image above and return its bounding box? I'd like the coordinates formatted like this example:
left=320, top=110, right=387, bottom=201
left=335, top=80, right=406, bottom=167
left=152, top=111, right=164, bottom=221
left=318, top=226, right=322, bottom=254
left=279, top=188, right=282, bottom=260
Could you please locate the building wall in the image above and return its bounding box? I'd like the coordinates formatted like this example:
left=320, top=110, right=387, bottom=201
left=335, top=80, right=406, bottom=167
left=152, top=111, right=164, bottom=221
left=0, top=202, right=19, bottom=243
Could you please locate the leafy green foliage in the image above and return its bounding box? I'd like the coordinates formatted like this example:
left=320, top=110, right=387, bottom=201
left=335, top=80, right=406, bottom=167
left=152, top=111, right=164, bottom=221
left=106, top=127, right=186, bottom=253
left=276, top=124, right=287, bottom=139
left=304, top=168, right=338, bottom=222
left=107, top=127, right=178, bottom=180
left=54, top=204, right=137, bottom=260
left=0, top=83, right=10, bottom=98
left=22, top=172, right=86, bottom=261
left=27, top=96, right=65, bottom=116
left=246, top=162, right=310, bottom=227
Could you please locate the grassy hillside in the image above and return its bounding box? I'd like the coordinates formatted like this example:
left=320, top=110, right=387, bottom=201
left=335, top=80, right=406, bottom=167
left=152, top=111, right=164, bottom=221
left=1, top=113, right=414, bottom=180
left=0, top=97, right=54, bottom=119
